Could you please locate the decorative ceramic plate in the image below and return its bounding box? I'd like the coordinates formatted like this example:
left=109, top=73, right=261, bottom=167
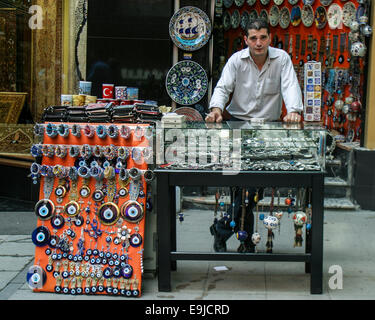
left=288, top=0, right=299, bottom=4
left=259, top=9, right=269, bottom=23
left=260, top=0, right=270, bottom=5
left=291, top=5, right=302, bottom=26
left=249, top=9, right=259, bottom=24
left=235, top=0, right=245, bottom=7
left=279, top=7, right=291, bottom=29
left=327, top=3, right=343, bottom=29
left=269, top=5, right=280, bottom=27
left=342, top=2, right=356, bottom=27
left=223, top=10, right=231, bottom=31
left=274, top=0, right=284, bottom=5
left=223, top=0, right=234, bottom=8
left=303, top=0, right=314, bottom=5
left=175, top=107, right=204, bottom=121
left=231, top=9, right=241, bottom=29
left=315, top=6, right=327, bottom=29
left=301, top=4, right=314, bottom=27
left=165, top=60, right=208, bottom=106
left=240, top=10, right=250, bottom=30
left=169, top=6, right=212, bottom=52
left=320, top=0, right=333, bottom=6
left=247, top=0, right=256, bottom=6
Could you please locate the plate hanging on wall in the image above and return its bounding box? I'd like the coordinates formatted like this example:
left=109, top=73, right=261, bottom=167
left=291, top=5, right=302, bottom=27
left=260, top=0, right=270, bottom=5
left=223, top=0, right=234, bottom=8
left=301, top=4, right=314, bottom=27
left=231, top=9, right=241, bottom=29
left=327, top=3, right=343, bottom=29
left=273, top=0, right=284, bottom=6
left=269, top=5, right=280, bottom=27
left=235, top=0, right=245, bottom=7
left=169, top=6, right=212, bottom=52
left=247, top=0, right=257, bottom=6
left=288, top=0, right=299, bottom=5
left=240, top=10, right=250, bottom=30
left=342, top=2, right=356, bottom=27
left=320, top=0, right=333, bottom=6
left=279, top=7, right=291, bottom=29
left=165, top=60, right=208, bottom=106
left=175, top=107, right=204, bottom=122
left=259, top=9, right=269, bottom=24
left=315, top=6, right=327, bottom=29
left=223, top=10, right=232, bottom=31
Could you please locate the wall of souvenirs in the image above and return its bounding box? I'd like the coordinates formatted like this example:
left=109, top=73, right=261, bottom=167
left=212, top=0, right=371, bottom=143
left=27, top=122, right=154, bottom=297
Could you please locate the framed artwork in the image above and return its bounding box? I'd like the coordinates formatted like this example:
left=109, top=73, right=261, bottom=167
left=0, top=92, right=27, bottom=123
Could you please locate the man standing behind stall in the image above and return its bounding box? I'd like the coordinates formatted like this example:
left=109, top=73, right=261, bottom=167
left=206, top=18, right=304, bottom=253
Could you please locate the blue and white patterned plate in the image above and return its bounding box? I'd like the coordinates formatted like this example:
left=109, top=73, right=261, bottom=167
left=169, top=6, right=212, bottom=52
left=165, top=60, right=208, bottom=106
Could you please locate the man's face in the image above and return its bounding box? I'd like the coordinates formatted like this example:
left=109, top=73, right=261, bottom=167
left=244, top=28, right=271, bottom=60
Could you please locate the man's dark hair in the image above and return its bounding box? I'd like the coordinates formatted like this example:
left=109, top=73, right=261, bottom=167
left=245, top=18, right=270, bottom=37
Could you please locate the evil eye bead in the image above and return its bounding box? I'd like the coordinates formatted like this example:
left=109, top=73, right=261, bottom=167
left=64, top=201, right=80, bottom=217
left=54, top=185, right=67, bottom=198
left=130, top=233, right=143, bottom=247
left=35, top=199, right=55, bottom=221
left=74, top=215, right=84, bottom=227
left=50, top=215, right=65, bottom=229
left=48, top=235, right=59, bottom=248
left=92, top=190, right=105, bottom=202
left=26, top=265, right=47, bottom=289
left=79, top=186, right=91, bottom=198
left=113, top=267, right=121, bottom=278
left=121, top=264, right=133, bottom=278
left=118, top=187, right=128, bottom=198
left=98, top=202, right=120, bottom=226
left=31, top=226, right=50, bottom=247
left=103, top=267, right=113, bottom=279
left=120, top=201, right=144, bottom=223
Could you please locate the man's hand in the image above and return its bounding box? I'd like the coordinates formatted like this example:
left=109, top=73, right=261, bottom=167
left=283, top=112, right=302, bottom=123
left=205, top=107, right=223, bottom=123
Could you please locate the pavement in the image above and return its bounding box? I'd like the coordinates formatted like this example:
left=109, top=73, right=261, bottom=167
left=1, top=203, right=375, bottom=301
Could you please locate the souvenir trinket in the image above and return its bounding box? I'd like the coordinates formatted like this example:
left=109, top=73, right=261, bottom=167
left=269, top=6, right=280, bottom=27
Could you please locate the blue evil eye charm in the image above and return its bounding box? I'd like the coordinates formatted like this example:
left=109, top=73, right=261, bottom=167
left=306, top=223, right=312, bottom=230
left=26, top=265, right=47, bottom=289
left=121, top=264, right=133, bottom=278
left=259, top=213, right=265, bottom=221
left=130, top=233, right=143, bottom=247
left=54, top=286, right=62, bottom=294
left=113, top=267, right=121, bottom=278
left=132, top=290, right=139, bottom=297
left=103, top=267, right=113, bottom=279
left=229, top=221, right=236, bottom=228
left=31, top=226, right=50, bottom=247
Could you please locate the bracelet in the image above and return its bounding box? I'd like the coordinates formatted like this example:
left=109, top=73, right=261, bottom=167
left=117, top=146, right=130, bottom=160
left=143, top=170, right=155, bottom=182
left=134, top=126, right=144, bottom=140
left=96, top=125, right=107, bottom=139
left=78, top=165, right=91, bottom=179
left=104, top=166, right=115, bottom=179
left=103, top=144, right=117, bottom=160
left=55, top=145, right=67, bottom=158
left=57, top=123, right=70, bottom=137
left=71, top=124, right=81, bottom=137
left=68, top=166, right=78, bottom=181
left=119, top=167, right=129, bottom=181
left=83, top=124, right=95, bottom=138
left=34, top=124, right=45, bottom=137
left=92, top=145, right=103, bottom=158
left=90, top=165, right=104, bottom=180
left=69, top=145, right=80, bottom=158
left=108, top=124, right=119, bottom=139
left=30, top=162, right=41, bottom=175
left=30, top=144, right=43, bottom=158
left=120, top=125, right=131, bottom=139
left=131, top=147, right=142, bottom=163
left=129, top=167, right=141, bottom=180
left=42, top=144, right=55, bottom=158
left=80, top=144, right=92, bottom=160
left=45, top=123, right=58, bottom=138
left=144, top=126, right=154, bottom=140
left=40, top=165, right=53, bottom=177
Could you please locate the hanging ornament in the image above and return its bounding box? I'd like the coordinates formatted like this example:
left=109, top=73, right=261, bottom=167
left=274, top=189, right=283, bottom=235
left=350, top=41, right=367, bottom=57
left=236, top=188, right=248, bottom=243
left=292, top=188, right=307, bottom=247
left=229, top=187, right=236, bottom=231
left=264, top=188, right=277, bottom=253
left=251, top=189, right=261, bottom=249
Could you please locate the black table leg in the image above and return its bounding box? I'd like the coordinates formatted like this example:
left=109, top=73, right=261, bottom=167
left=170, top=186, right=177, bottom=271
left=157, top=172, right=172, bottom=292
left=310, top=174, right=324, bottom=294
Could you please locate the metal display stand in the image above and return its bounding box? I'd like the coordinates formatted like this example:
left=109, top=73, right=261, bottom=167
left=155, top=169, right=324, bottom=294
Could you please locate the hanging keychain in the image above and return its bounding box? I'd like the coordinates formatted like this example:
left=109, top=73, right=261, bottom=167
left=229, top=187, right=236, bottom=232
left=306, top=188, right=312, bottom=233
left=274, top=189, right=284, bottom=235
left=292, top=188, right=307, bottom=247
left=264, top=187, right=278, bottom=253
left=251, top=189, right=261, bottom=250
left=236, top=188, right=248, bottom=244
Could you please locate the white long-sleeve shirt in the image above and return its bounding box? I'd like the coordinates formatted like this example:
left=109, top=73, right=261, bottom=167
left=209, top=46, right=303, bottom=121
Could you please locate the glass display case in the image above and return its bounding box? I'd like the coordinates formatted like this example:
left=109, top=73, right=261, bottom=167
left=155, top=121, right=327, bottom=172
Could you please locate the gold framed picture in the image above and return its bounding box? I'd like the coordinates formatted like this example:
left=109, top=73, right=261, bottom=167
left=0, top=92, right=27, bottom=123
